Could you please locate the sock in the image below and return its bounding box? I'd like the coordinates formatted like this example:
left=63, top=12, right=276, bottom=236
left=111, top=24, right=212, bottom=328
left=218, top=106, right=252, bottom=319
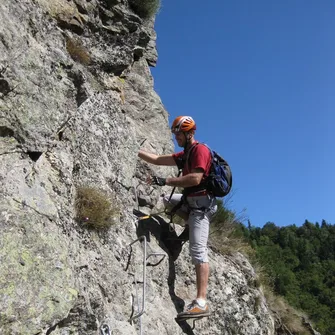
left=196, top=298, right=206, bottom=307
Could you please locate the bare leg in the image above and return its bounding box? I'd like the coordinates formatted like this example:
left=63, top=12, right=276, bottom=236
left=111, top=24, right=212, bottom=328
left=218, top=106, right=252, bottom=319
left=195, top=262, right=209, bottom=300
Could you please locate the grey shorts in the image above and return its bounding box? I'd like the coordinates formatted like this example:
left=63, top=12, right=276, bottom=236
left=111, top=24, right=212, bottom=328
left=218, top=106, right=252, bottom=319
left=164, top=193, right=217, bottom=264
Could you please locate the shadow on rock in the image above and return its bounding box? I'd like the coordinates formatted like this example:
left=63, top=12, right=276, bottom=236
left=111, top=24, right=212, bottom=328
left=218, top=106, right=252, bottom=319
left=132, top=209, right=184, bottom=261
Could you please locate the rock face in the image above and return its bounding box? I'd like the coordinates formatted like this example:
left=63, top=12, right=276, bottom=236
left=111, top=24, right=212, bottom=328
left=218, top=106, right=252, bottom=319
left=0, top=1, right=277, bottom=334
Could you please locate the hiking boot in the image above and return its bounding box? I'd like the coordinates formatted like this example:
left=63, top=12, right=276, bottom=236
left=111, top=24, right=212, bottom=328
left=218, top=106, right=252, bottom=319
left=177, top=300, right=210, bottom=319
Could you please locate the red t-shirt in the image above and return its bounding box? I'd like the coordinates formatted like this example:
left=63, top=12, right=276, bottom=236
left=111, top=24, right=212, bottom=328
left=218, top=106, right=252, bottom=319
left=173, top=143, right=211, bottom=181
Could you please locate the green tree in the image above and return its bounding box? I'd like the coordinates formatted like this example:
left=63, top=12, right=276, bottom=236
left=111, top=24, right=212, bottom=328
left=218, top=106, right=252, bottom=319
left=243, top=220, right=335, bottom=335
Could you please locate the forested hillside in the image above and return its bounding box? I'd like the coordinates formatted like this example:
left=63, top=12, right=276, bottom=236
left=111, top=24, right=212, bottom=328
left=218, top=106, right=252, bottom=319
left=240, top=220, right=335, bottom=335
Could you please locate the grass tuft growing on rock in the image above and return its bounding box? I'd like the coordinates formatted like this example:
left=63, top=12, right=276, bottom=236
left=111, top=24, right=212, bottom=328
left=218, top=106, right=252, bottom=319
left=66, top=37, right=91, bottom=65
left=129, top=0, right=160, bottom=19
left=75, top=186, right=118, bottom=229
left=209, top=199, right=252, bottom=255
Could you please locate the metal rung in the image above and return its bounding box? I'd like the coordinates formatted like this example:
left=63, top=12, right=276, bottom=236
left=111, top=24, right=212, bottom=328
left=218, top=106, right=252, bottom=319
left=146, top=252, right=166, bottom=267
left=128, top=235, right=166, bottom=323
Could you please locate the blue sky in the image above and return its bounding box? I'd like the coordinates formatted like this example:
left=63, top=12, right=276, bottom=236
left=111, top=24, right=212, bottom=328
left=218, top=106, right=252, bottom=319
left=151, top=0, right=334, bottom=227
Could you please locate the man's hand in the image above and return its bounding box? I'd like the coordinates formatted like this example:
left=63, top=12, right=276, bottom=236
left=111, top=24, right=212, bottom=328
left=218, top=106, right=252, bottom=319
left=151, top=176, right=166, bottom=186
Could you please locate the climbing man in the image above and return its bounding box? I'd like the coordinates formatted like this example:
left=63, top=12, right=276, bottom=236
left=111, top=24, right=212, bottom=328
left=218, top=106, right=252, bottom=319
left=138, top=116, right=217, bottom=319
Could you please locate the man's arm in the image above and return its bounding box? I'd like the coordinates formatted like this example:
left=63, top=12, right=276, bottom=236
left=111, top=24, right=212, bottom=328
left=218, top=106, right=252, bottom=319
left=166, top=168, right=204, bottom=187
left=138, top=149, right=176, bottom=166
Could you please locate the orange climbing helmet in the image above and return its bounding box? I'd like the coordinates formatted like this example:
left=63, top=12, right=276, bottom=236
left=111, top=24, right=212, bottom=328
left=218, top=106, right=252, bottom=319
left=171, top=116, right=196, bottom=133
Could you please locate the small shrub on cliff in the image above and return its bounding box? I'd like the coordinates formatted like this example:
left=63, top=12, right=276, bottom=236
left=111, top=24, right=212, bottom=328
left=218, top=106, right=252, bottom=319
left=209, top=199, right=250, bottom=253
left=129, top=0, right=160, bottom=19
left=66, top=37, right=91, bottom=65
left=75, top=186, right=118, bottom=229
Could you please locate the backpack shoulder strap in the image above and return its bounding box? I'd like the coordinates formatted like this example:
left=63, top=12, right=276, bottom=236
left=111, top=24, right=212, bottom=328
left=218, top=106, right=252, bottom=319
left=184, top=142, right=201, bottom=169
left=200, top=143, right=213, bottom=159
left=186, top=142, right=214, bottom=170
left=176, top=142, right=200, bottom=170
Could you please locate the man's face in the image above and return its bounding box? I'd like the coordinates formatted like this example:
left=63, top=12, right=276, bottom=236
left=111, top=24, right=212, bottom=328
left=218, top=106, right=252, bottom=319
left=174, top=131, right=186, bottom=147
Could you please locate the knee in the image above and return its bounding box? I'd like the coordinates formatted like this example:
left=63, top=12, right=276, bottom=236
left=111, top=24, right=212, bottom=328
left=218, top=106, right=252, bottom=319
left=190, top=243, right=208, bottom=264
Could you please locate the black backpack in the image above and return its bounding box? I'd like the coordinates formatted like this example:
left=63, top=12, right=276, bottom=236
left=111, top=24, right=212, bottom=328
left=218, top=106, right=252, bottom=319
left=178, top=143, right=232, bottom=197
